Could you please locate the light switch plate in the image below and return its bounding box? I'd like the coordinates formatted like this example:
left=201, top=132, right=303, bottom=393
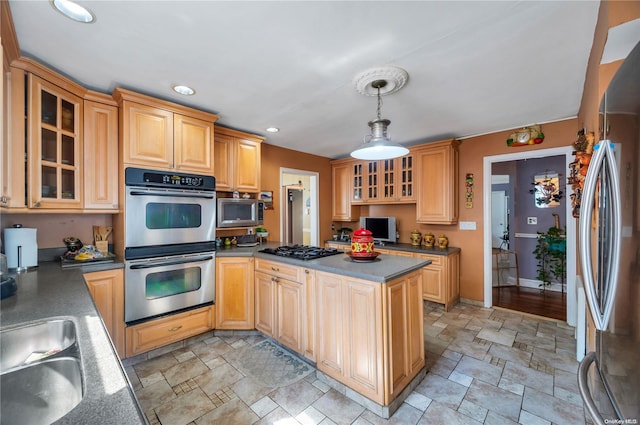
left=459, top=221, right=476, bottom=230
left=527, top=217, right=537, bottom=225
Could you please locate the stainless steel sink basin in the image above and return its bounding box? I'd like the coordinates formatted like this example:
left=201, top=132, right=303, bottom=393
left=0, top=320, right=84, bottom=424
left=1, top=357, right=83, bottom=424
left=0, top=319, right=77, bottom=371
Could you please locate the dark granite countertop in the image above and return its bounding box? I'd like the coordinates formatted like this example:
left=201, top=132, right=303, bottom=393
left=215, top=241, right=431, bottom=283
left=0, top=261, right=146, bottom=425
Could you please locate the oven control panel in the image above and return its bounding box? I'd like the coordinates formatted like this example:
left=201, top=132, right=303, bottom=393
left=125, top=167, right=215, bottom=190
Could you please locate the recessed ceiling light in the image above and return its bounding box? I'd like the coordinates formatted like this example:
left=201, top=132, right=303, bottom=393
left=266, top=127, right=280, bottom=133
left=51, top=0, right=95, bottom=23
left=173, top=85, right=195, bottom=96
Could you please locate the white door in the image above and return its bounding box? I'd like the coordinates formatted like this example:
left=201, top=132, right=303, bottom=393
left=491, top=191, right=508, bottom=249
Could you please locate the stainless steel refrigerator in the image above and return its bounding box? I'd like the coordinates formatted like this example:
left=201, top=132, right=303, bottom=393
left=577, top=40, right=640, bottom=424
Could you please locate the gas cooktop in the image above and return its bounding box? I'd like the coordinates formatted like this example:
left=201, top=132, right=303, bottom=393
left=259, top=245, right=341, bottom=260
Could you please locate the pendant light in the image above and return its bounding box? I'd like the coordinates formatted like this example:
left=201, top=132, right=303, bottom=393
left=351, top=66, right=409, bottom=160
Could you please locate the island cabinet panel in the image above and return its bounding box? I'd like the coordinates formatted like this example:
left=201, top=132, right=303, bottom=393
left=415, top=139, right=459, bottom=224
left=215, top=257, right=254, bottom=329
left=316, top=272, right=345, bottom=377
left=83, top=269, right=125, bottom=358
left=276, top=278, right=303, bottom=353
left=315, top=269, right=424, bottom=406
left=254, top=271, right=275, bottom=336
left=344, top=278, right=384, bottom=401
left=301, top=268, right=317, bottom=362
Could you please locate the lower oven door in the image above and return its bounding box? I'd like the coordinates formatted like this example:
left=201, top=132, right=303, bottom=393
left=125, top=251, right=215, bottom=323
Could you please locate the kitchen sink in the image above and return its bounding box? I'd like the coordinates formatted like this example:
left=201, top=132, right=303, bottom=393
left=0, top=320, right=84, bottom=424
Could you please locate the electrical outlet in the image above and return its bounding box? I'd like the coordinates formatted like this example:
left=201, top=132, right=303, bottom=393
left=248, top=228, right=254, bottom=235
left=527, top=217, right=537, bottom=225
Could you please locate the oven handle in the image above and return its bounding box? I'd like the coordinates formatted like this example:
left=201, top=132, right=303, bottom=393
left=129, top=255, right=214, bottom=270
left=129, top=190, right=214, bottom=200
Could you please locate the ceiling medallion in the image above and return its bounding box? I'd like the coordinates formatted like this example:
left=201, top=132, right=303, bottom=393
left=353, top=66, right=409, bottom=96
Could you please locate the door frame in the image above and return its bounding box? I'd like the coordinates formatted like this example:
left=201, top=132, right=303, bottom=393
left=279, top=168, right=320, bottom=246
left=482, top=146, right=577, bottom=325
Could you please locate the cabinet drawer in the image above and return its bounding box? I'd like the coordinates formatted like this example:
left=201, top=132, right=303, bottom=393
left=125, top=305, right=213, bottom=357
left=255, top=258, right=300, bottom=281
left=413, top=253, right=443, bottom=266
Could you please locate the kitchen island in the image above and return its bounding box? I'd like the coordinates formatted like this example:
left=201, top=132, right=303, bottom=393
left=0, top=262, right=146, bottom=425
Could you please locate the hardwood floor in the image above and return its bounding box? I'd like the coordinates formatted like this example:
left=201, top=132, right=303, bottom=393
left=492, top=285, right=566, bottom=321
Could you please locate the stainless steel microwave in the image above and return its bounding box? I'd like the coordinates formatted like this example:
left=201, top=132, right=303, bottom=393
left=216, top=198, right=264, bottom=228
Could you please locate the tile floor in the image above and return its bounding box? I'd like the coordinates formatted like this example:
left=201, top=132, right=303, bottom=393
left=123, top=301, right=588, bottom=425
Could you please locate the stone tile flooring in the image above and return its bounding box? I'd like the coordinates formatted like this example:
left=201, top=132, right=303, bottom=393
left=124, top=301, right=587, bottom=424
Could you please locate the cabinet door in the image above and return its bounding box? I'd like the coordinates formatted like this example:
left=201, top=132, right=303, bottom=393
left=84, top=269, right=125, bottom=358
left=213, top=132, right=234, bottom=191
left=235, top=138, right=261, bottom=191
left=398, top=153, right=415, bottom=202
left=331, top=162, right=356, bottom=221
left=84, top=100, right=118, bottom=210
left=444, top=252, right=460, bottom=311
left=1, top=67, right=26, bottom=209
left=316, top=272, right=345, bottom=379
left=174, top=114, right=214, bottom=174
left=416, top=140, right=458, bottom=224
left=122, top=101, right=173, bottom=169
left=216, top=257, right=255, bottom=329
left=276, top=278, right=303, bottom=353
left=255, top=271, right=275, bottom=336
left=29, top=74, right=83, bottom=209
left=418, top=254, right=444, bottom=303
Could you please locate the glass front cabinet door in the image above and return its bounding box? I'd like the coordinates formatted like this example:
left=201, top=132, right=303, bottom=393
left=29, top=75, right=83, bottom=209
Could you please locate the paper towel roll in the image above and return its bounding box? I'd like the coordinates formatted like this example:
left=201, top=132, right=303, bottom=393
left=4, top=228, right=38, bottom=269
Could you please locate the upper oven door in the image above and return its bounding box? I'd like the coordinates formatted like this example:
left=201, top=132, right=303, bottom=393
left=125, top=186, right=216, bottom=248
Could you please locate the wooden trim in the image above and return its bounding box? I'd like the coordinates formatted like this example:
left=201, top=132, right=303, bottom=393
left=1, top=1, right=20, bottom=66
left=113, top=87, right=218, bottom=123
left=13, top=57, right=87, bottom=97
left=214, top=125, right=264, bottom=143
left=84, top=89, right=117, bottom=106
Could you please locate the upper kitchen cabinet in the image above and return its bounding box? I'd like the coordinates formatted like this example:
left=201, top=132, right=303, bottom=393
left=28, top=73, right=83, bottom=209
left=2, top=65, right=27, bottom=209
left=330, top=158, right=358, bottom=221
left=114, top=88, right=217, bottom=174
left=83, top=92, right=119, bottom=210
left=415, top=139, right=459, bottom=224
left=214, top=127, right=263, bottom=193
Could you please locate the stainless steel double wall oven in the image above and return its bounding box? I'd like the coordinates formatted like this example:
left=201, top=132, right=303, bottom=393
left=123, top=167, right=216, bottom=324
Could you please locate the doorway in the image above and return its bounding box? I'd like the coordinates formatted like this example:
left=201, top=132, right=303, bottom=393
left=280, top=168, right=319, bottom=246
left=483, top=146, right=577, bottom=324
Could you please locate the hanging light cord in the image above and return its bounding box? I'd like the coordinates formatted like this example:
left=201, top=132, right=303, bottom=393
left=376, top=86, right=383, bottom=120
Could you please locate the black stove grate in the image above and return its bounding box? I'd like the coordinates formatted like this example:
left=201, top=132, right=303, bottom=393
left=259, top=245, right=341, bottom=260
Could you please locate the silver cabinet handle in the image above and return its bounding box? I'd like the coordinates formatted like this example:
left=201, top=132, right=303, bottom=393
left=579, top=141, right=622, bottom=330
left=577, top=352, right=605, bottom=425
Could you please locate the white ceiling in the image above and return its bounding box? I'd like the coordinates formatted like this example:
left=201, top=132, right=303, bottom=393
left=8, top=1, right=600, bottom=159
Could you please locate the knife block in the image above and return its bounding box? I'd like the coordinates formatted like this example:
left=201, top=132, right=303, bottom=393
left=95, top=240, right=108, bottom=254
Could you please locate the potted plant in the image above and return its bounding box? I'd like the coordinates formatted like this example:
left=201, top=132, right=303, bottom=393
left=533, top=226, right=566, bottom=290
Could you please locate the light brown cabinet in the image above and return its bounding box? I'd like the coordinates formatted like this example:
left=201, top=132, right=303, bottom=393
left=214, top=127, right=263, bottom=193
left=114, top=88, right=217, bottom=174
left=331, top=159, right=357, bottom=221
left=415, top=139, right=459, bottom=224
left=28, top=73, right=83, bottom=209
left=315, top=269, right=424, bottom=406
left=2, top=66, right=26, bottom=209
left=215, top=256, right=255, bottom=329
left=83, top=94, right=119, bottom=210
left=83, top=269, right=125, bottom=358
left=352, top=155, right=416, bottom=204
left=414, top=251, right=460, bottom=311
left=254, top=258, right=304, bottom=353
left=125, top=305, right=214, bottom=358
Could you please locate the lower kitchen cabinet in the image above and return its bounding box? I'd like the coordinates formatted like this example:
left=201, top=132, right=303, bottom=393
left=315, top=269, right=424, bottom=405
left=254, top=258, right=308, bottom=355
left=125, top=305, right=214, bottom=358
left=414, top=251, right=460, bottom=311
left=83, top=268, right=125, bottom=358
left=215, top=256, right=255, bottom=329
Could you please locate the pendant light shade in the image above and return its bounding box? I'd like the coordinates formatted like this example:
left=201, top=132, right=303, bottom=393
left=350, top=68, right=409, bottom=160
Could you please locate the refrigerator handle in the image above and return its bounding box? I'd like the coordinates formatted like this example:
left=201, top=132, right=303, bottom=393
left=579, top=141, right=622, bottom=330
left=577, top=352, right=605, bottom=425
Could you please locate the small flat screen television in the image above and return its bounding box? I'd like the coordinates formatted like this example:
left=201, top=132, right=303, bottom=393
left=359, top=216, right=397, bottom=244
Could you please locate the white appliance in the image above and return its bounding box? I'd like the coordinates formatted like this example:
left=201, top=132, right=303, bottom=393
left=3, top=226, right=38, bottom=271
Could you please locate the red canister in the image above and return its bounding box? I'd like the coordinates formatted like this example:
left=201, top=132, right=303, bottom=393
left=351, top=228, right=375, bottom=257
